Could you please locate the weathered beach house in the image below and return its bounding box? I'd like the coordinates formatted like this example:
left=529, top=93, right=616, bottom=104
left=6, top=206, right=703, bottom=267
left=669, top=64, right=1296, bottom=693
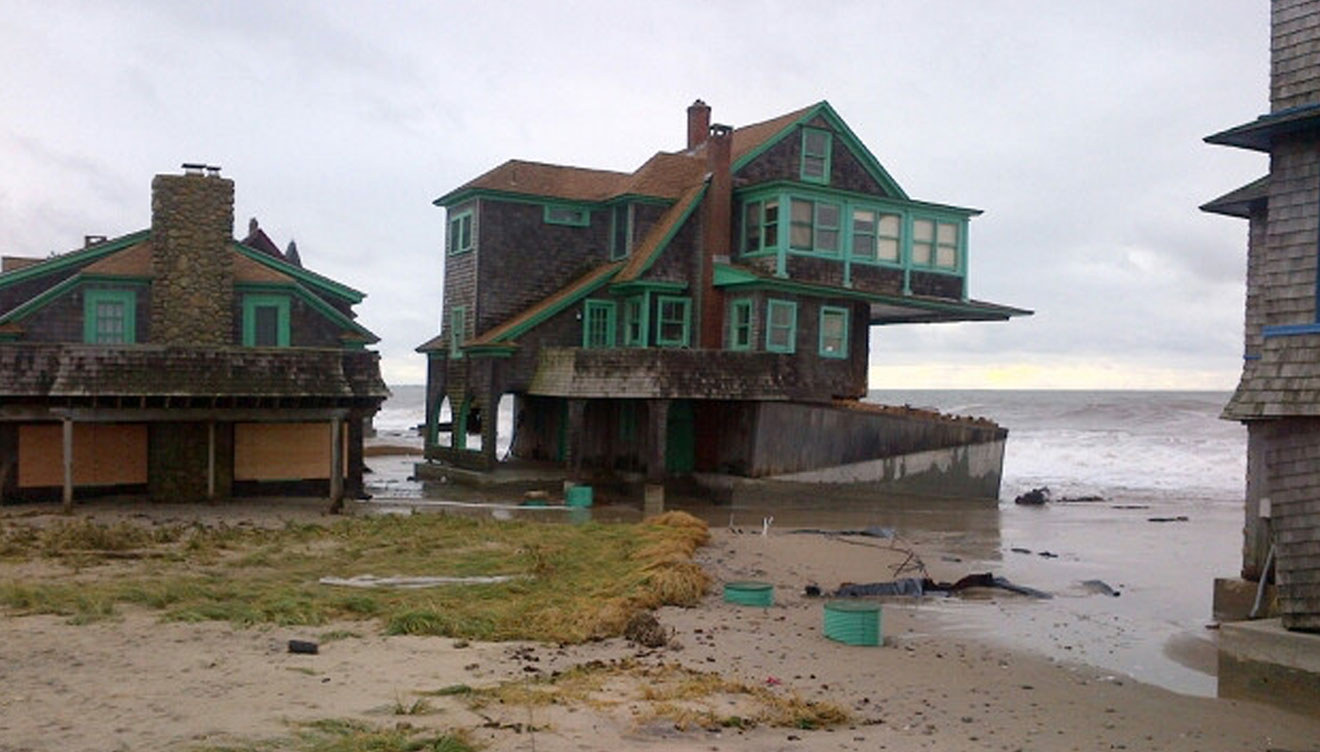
left=0, top=166, right=388, bottom=508
left=417, top=101, right=1026, bottom=504
left=1205, top=0, right=1320, bottom=709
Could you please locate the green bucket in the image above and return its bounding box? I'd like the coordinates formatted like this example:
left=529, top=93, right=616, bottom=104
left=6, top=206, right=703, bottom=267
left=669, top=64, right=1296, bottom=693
left=823, top=601, right=882, bottom=646
left=565, top=485, right=593, bottom=507
left=723, top=580, right=774, bottom=607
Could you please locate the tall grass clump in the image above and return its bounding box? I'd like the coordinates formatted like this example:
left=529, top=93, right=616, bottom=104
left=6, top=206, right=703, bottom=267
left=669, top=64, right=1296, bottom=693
left=0, top=509, right=713, bottom=643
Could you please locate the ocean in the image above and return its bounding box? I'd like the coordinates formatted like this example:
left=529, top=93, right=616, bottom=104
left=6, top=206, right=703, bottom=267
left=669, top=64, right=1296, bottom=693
left=371, top=386, right=1245, bottom=696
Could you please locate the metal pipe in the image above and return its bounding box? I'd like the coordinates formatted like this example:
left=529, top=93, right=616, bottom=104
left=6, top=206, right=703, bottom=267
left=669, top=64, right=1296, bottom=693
left=1250, top=542, right=1276, bottom=619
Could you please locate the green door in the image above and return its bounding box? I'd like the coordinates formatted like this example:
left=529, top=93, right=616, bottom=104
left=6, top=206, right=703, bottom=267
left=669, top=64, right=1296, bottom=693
left=666, top=400, right=695, bottom=473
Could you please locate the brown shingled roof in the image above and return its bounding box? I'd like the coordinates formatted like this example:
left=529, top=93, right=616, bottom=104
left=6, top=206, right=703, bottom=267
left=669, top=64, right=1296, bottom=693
left=453, top=160, right=631, bottom=202
left=82, top=240, right=152, bottom=277
left=731, top=103, right=818, bottom=166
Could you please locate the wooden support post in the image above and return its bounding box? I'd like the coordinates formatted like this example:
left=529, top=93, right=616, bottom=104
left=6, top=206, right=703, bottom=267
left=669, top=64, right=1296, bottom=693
left=328, top=416, right=344, bottom=514
left=207, top=421, right=216, bottom=500
left=566, top=399, right=586, bottom=480
left=61, top=417, right=73, bottom=513
left=645, top=399, right=670, bottom=484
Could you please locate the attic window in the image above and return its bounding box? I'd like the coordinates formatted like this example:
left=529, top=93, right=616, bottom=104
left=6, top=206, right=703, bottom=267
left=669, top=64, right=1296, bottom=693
left=242, top=294, right=290, bottom=347
left=800, top=128, right=832, bottom=184
left=449, top=211, right=473, bottom=255
left=544, top=205, right=590, bottom=227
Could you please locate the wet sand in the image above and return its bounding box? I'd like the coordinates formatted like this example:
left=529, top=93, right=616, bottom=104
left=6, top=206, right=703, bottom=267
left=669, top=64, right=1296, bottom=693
left=2, top=501, right=1318, bottom=752
left=369, top=440, right=1238, bottom=698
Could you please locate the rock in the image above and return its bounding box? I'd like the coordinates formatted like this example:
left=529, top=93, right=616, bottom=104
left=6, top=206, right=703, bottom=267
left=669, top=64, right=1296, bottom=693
left=1014, top=487, right=1051, bottom=505
left=287, top=639, right=318, bottom=654
left=624, top=612, right=670, bottom=648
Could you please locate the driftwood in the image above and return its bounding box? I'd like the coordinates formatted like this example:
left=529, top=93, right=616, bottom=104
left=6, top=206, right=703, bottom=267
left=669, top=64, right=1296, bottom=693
left=318, top=574, right=528, bottom=589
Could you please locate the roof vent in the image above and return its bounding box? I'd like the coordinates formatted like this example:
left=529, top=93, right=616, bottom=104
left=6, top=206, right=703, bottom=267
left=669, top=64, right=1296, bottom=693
left=84, top=235, right=107, bottom=248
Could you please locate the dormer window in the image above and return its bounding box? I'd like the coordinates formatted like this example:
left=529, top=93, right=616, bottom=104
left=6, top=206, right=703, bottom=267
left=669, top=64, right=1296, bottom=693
left=800, top=128, right=832, bottom=184
left=84, top=289, right=136, bottom=344
left=544, top=205, right=590, bottom=227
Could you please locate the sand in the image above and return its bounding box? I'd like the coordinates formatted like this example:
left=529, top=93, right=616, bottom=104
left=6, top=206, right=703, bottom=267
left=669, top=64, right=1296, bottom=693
left=2, top=503, right=1318, bottom=752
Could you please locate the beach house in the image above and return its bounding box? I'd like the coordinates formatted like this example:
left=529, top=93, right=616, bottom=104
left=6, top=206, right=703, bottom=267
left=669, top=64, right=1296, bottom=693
left=0, top=165, right=388, bottom=508
left=417, top=100, right=1028, bottom=504
left=1204, top=0, right=1320, bottom=709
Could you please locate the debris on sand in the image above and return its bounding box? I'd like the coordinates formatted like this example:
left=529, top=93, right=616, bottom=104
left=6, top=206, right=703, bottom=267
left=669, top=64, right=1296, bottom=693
left=1014, top=487, right=1051, bottom=505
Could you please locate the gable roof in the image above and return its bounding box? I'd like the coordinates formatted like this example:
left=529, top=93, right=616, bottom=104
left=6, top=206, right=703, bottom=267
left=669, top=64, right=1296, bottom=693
left=730, top=100, right=909, bottom=200
left=615, top=181, right=708, bottom=282
left=0, top=230, right=151, bottom=292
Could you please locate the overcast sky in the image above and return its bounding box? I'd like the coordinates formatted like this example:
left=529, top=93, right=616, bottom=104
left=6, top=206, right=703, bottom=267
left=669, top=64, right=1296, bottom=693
left=0, top=1, right=1269, bottom=389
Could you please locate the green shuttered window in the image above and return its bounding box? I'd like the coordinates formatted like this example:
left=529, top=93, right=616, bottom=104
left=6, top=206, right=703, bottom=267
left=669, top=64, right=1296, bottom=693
left=83, top=289, right=136, bottom=344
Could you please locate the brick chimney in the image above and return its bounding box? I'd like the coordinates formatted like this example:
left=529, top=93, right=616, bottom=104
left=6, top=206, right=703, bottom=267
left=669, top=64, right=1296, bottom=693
left=150, top=164, right=235, bottom=345
left=687, top=99, right=711, bottom=150
left=699, top=123, right=733, bottom=348
left=1271, top=1, right=1320, bottom=112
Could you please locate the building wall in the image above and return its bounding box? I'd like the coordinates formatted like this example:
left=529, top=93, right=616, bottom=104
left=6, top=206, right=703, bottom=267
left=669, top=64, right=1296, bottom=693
left=441, top=198, right=479, bottom=349
left=18, top=282, right=152, bottom=343
left=473, top=199, right=610, bottom=334
left=747, top=402, right=1003, bottom=477
left=1256, top=418, right=1320, bottom=630
left=1271, top=0, right=1320, bottom=112
left=1262, top=136, right=1320, bottom=328
left=1245, top=207, right=1268, bottom=357
left=150, top=172, right=235, bottom=345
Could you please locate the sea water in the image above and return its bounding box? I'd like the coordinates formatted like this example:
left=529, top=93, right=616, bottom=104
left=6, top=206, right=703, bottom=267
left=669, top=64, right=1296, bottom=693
left=371, top=386, right=1245, bottom=695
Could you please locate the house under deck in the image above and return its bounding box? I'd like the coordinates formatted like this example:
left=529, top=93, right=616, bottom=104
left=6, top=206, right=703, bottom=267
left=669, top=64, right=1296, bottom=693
left=419, top=291, right=1014, bottom=503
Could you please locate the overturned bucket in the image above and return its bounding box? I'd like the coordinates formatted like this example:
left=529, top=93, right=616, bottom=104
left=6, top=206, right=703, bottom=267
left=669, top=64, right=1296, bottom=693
left=823, top=601, right=882, bottom=646
left=565, top=485, right=593, bottom=507
left=723, top=580, right=774, bottom=607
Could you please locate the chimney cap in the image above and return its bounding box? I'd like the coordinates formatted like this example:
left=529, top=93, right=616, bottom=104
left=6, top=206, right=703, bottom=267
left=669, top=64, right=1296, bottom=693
left=180, top=163, right=222, bottom=177
left=689, top=98, right=709, bottom=109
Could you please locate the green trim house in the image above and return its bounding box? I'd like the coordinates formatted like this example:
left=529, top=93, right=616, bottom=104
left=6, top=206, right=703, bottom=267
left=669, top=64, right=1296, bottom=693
left=418, top=101, right=1028, bottom=501
left=0, top=166, right=388, bottom=508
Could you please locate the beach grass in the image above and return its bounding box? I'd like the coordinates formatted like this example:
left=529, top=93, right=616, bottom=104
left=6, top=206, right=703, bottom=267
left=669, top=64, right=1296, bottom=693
left=0, top=510, right=711, bottom=643
left=459, top=658, right=850, bottom=730
left=191, top=718, right=476, bottom=752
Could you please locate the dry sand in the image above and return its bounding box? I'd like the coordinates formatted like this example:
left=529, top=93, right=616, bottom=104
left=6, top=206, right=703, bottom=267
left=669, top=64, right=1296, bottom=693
left=2, top=503, right=1318, bottom=752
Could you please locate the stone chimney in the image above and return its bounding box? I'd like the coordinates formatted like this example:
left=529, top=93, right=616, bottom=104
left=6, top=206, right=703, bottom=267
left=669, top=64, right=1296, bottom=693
left=150, top=164, right=235, bottom=345
left=687, top=99, right=711, bottom=150
left=1271, top=0, right=1320, bottom=112
left=699, top=123, right=734, bottom=348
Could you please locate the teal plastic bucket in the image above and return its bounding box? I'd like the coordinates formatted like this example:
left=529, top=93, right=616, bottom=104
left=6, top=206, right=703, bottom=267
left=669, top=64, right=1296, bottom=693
left=823, top=601, right=882, bottom=646
left=565, top=485, right=593, bottom=507
left=723, top=580, right=774, bottom=607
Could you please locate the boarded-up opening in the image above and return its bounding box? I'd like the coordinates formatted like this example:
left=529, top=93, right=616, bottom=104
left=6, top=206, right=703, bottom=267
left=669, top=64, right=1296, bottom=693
left=18, top=423, right=148, bottom=487
left=234, top=422, right=345, bottom=481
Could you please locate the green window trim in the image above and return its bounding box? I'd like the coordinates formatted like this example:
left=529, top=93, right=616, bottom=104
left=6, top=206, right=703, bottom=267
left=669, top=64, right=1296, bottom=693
left=544, top=204, right=591, bottom=227
left=728, top=298, right=753, bottom=351
left=448, top=211, right=474, bottom=255
left=241, top=294, right=290, bottom=347
left=610, top=204, right=632, bottom=260
left=766, top=299, right=797, bottom=354
left=622, top=294, right=648, bottom=347
left=910, top=217, right=962, bottom=272
left=582, top=299, right=617, bottom=348
left=83, top=289, right=136, bottom=344
left=741, top=198, right=780, bottom=255
left=449, top=306, right=467, bottom=358
left=800, top=127, right=832, bottom=184
left=819, top=306, right=849, bottom=359
left=655, top=296, right=691, bottom=348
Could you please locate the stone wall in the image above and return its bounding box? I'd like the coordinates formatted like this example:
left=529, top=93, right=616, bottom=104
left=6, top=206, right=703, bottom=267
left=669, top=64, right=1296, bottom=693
left=150, top=171, right=235, bottom=345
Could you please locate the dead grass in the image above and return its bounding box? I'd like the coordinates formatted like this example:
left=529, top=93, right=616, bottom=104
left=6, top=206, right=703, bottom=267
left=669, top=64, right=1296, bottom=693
left=0, top=510, right=711, bottom=643
left=463, top=659, right=850, bottom=731
left=190, top=718, right=475, bottom=752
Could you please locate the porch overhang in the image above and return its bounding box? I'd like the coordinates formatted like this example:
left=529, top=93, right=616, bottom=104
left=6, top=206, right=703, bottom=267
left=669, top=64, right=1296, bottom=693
left=713, top=263, right=1030, bottom=324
